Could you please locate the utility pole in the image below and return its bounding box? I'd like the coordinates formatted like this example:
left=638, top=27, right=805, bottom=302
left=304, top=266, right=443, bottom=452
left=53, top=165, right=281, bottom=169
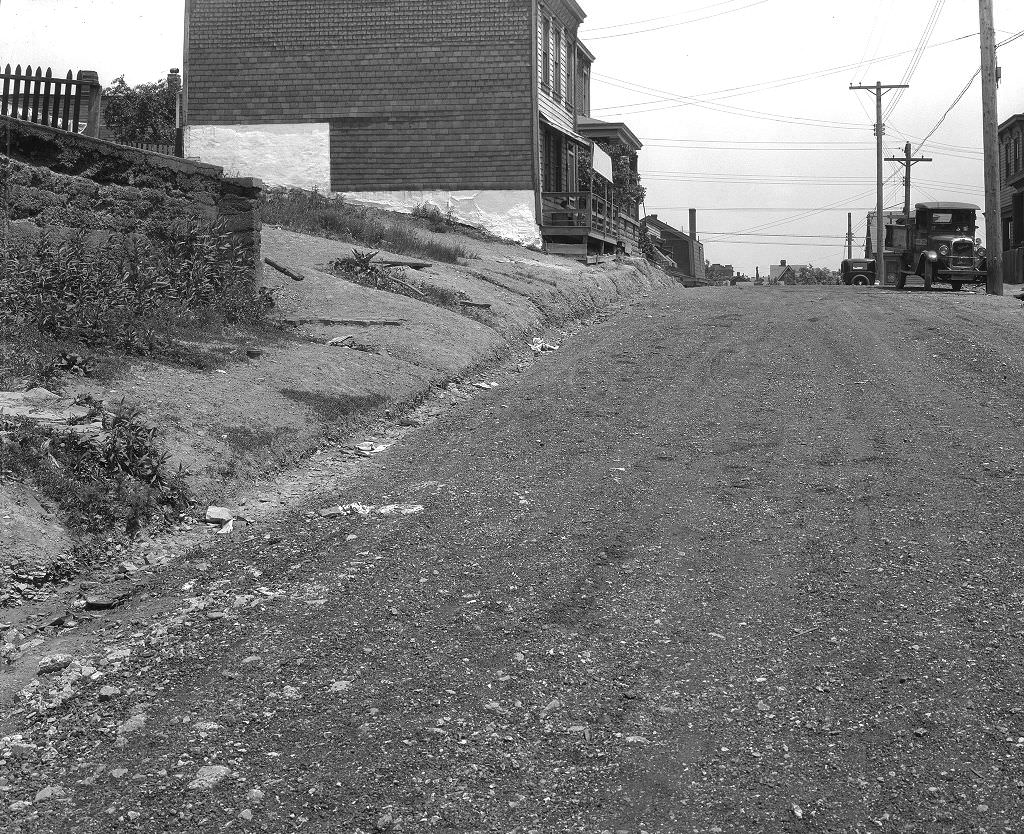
left=979, top=0, right=1003, bottom=295
left=885, top=142, right=932, bottom=220
left=847, top=212, right=854, bottom=260
left=851, top=81, right=908, bottom=286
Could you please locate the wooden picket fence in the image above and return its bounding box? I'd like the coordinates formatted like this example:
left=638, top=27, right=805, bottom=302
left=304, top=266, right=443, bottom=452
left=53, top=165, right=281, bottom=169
left=1, top=63, right=92, bottom=133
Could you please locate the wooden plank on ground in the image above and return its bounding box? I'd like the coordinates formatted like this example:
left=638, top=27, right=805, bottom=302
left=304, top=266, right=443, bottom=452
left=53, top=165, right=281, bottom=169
left=264, top=258, right=305, bottom=281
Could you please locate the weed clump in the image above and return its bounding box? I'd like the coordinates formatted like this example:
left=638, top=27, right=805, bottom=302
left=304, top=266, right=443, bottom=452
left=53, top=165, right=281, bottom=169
left=261, top=188, right=472, bottom=264
left=0, top=400, right=189, bottom=536
left=410, top=202, right=456, bottom=233
left=329, top=249, right=475, bottom=315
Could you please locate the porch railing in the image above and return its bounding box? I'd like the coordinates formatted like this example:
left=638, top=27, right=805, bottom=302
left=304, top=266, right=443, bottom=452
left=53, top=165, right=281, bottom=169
left=1, top=63, right=102, bottom=136
left=542, top=191, right=616, bottom=239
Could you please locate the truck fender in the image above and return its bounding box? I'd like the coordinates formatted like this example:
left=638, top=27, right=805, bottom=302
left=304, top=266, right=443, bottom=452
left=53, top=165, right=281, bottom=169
left=923, top=250, right=938, bottom=262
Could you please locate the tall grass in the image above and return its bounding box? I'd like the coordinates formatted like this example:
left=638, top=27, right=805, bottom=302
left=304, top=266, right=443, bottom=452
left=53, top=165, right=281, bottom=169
left=261, top=188, right=472, bottom=264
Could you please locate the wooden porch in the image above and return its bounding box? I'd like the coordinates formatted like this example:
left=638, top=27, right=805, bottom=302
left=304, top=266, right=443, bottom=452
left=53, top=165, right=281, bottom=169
left=541, top=191, right=641, bottom=258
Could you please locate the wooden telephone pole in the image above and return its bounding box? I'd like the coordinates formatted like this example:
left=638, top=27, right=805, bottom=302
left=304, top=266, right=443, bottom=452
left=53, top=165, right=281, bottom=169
left=851, top=82, right=909, bottom=286
left=847, top=212, right=854, bottom=259
left=980, top=0, right=1003, bottom=295
left=885, top=143, right=932, bottom=219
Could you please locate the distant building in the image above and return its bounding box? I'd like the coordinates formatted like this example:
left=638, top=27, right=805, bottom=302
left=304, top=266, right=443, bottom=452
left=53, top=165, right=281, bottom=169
left=769, top=260, right=808, bottom=284
left=644, top=214, right=705, bottom=282
left=708, top=263, right=735, bottom=280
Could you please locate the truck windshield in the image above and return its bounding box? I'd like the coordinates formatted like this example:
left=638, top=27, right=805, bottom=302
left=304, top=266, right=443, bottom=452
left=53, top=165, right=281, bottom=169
left=930, top=211, right=975, bottom=234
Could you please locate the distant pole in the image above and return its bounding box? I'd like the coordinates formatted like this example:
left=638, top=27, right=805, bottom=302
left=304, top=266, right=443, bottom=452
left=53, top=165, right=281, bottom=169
left=851, top=81, right=908, bottom=286
left=886, top=142, right=932, bottom=220
left=980, top=0, right=1003, bottom=295
left=847, top=212, right=853, bottom=260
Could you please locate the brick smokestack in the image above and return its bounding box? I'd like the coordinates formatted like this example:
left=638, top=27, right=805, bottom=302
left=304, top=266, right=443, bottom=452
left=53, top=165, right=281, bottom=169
left=689, top=208, right=697, bottom=239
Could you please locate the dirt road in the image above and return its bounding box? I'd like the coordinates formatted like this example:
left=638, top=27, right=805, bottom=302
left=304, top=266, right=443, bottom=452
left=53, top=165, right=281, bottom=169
left=6, top=284, right=1024, bottom=833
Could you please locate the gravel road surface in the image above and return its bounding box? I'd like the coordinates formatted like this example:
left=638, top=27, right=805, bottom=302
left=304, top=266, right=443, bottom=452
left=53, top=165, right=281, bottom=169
left=6, top=284, right=1024, bottom=833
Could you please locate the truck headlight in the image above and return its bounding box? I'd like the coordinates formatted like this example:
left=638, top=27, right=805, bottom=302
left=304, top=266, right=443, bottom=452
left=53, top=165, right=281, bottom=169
left=976, top=246, right=986, bottom=258
left=938, top=244, right=949, bottom=256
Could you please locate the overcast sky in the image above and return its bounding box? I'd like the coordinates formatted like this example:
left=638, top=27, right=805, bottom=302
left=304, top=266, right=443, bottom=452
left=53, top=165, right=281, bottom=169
left=3, top=0, right=1023, bottom=273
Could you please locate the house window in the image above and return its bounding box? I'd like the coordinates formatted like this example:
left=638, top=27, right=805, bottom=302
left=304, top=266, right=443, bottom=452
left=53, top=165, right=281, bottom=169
left=553, top=28, right=563, bottom=99
left=567, top=45, right=576, bottom=112
left=542, top=17, right=550, bottom=89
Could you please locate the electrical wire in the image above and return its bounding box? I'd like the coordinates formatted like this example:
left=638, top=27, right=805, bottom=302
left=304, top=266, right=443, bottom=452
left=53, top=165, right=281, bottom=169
left=883, top=0, right=946, bottom=120
left=912, top=27, right=1024, bottom=154
left=580, top=0, right=758, bottom=34
left=591, top=33, right=978, bottom=116
left=585, top=0, right=772, bottom=40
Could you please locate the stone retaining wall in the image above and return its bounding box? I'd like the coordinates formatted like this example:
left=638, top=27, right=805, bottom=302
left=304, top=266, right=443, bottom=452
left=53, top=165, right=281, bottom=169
left=0, top=115, right=261, bottom=267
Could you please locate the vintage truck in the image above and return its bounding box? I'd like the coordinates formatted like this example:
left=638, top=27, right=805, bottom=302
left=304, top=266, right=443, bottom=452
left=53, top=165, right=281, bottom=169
left=895, top=202, right=987, bottom=291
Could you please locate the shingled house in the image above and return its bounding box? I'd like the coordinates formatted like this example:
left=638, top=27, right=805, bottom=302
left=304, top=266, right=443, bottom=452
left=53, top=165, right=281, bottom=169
left=183, top=0, right=642, bottom=253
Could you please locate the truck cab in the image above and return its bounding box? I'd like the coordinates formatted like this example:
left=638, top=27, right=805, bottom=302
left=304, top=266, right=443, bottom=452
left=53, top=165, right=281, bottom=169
left=898, top=202, right=987, bottom=291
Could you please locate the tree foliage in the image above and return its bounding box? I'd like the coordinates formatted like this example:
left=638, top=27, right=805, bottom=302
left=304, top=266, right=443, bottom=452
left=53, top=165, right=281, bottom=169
left=793, top=265, right=840, bottom=285
left=595, top=140, right=647, bottom=210
left=102, top=76, right=177, bottom=145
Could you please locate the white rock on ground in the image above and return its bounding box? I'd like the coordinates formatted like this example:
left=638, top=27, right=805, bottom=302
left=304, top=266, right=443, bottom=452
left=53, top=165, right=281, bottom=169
left=188, top=765, right=231, bottom=790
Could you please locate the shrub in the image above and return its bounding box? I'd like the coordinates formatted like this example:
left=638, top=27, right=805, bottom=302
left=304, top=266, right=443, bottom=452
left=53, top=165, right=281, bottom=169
left=261, top=188, right=472, bottom=264
left=0, top=220, right=270, bottom=355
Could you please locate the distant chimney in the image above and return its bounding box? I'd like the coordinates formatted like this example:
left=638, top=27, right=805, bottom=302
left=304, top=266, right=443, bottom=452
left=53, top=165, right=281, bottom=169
left=781, top=259, right=787, bottom=266
left=167, top=68, right=182, bottom=93
left=689, top=208, right=697, bottom=239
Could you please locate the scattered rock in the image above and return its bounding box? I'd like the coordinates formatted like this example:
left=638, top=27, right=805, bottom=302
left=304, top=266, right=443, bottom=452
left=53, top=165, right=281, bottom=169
left=34, top=785, right=66, bottom=802
left=84, top=590, right=129, bottom=610
left=115, top=713, right=147, bottom=743
left=188, top=765, right=230, bottom=790
left=37, top=654, right=74, bottom=674
left=246, top=788, right=264, bottom=803
left=9, top=800, right=32, bottom=812
left=376, top=813, right=394, bottom=831
left=205, top=506, right=235, bottom=525
left=239, top=808, right=254, bottom=821
left=98, top=686, right=121, bottom=701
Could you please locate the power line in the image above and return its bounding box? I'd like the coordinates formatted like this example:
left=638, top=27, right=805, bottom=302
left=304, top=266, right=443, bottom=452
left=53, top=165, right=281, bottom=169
left=883, top=0, right=946, bottom=120
left=580, top=0, right=757, bottom=33
left=913, top=27, right=1024, bottom=154
left=591, top=33, right=978, bottom=117
left=585, top=0, right=771, bottom=40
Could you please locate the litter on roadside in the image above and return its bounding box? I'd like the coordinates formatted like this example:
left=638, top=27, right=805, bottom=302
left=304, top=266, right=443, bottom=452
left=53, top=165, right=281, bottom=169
left=347, top=441, right=390, bottom=457
left=473, top=381, right=499, bottom=390
left=530, top=338, right=560, bottom=354
left=327, top=335, right=356, bottom=347
left=319, top=503, right=424, bottom=519
left=205, top=506, right=236, bottom=534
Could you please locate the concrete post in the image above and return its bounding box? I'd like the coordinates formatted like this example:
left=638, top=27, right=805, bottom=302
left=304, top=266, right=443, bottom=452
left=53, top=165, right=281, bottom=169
left=77, top=70, right=102, bottom=138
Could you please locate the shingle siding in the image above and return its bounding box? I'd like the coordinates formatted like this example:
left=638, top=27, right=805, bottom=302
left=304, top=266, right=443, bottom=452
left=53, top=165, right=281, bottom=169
left=187, top=0, right=536, bottom=191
